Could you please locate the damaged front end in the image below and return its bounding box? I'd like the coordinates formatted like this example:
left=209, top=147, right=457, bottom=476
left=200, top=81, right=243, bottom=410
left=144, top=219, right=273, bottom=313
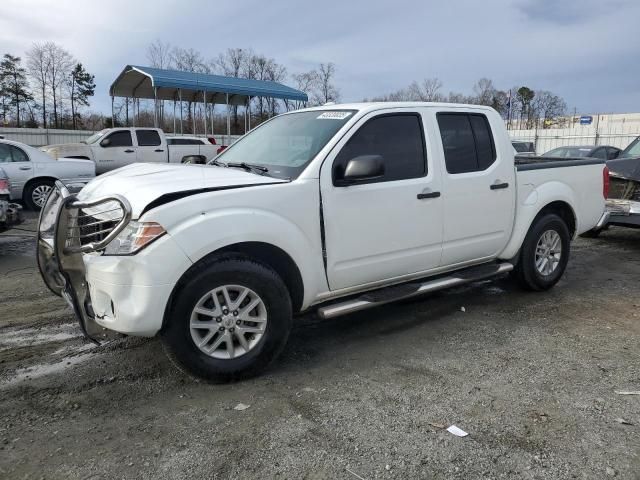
left=37, top=181, right=131, bottom=343
left=604, top=157, right=640, bottom=229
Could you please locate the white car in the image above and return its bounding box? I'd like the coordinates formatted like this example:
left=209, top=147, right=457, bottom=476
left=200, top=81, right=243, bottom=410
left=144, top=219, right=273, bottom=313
left=37, top=102, right=606, bottom=381
left=0, top=139, right=95, bottom=210
left=41, top=128, right=219, bottom=174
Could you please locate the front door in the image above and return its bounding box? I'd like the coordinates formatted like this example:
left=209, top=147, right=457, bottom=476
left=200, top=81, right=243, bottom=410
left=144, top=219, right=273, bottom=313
left=0, top=143, right=33, bottom=199
left=320, top=111, right=444, bottom=291
left=435, top=111, right=515, bottom=265
left=93, top=130, right=136, bottom=173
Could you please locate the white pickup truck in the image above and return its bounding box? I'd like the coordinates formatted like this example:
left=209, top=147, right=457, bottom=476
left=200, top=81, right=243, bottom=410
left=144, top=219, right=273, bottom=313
left=37, top=102, right=607, bottom=382
left=41, top=128, right=218, bottom=174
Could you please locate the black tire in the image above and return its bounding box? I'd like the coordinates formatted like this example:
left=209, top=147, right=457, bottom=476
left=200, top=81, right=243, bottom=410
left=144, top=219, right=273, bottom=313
left=512, top=213, right=570, bottom=291
left=23, top=179, right=54, bottom=211
left=161, top=254, right=293, bottom=382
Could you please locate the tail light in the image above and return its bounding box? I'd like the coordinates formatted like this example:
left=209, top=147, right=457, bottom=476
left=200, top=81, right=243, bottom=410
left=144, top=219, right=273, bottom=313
left=602, top=165, right=610, bottom=199
left=0, top=178, right=10, bottom=191
left=207, top=137, right=217, bottom=145
left=217, top=145, right=228, bottom=155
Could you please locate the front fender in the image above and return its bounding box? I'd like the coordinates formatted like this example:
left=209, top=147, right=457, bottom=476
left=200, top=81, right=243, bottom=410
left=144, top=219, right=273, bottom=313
left=147, top=206, right=328, bottom=310
left=500, top=181, right=577, bottom=260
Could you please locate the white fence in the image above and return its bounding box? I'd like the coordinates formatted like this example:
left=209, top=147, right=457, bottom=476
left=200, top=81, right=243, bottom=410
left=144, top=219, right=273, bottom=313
left=0, top=127, right=240, bottom=147
left=508, top=124, right=640, bottom=155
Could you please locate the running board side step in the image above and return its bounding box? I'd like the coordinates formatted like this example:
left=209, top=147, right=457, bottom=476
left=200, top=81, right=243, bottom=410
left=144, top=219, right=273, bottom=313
left=317, top=262, right=514, bottom=319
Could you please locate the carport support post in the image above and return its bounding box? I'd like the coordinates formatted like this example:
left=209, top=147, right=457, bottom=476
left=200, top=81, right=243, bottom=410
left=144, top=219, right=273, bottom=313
left=111, top=96, right=115, bottom=127
left=173, top=99, right=176, bottom=133
left=248, top=96, right=251, bottom=131
left=153, top=87, right=158, bottom=128
left=226, top=93, right=230, bottom=145
left=179, top=89, right=183, bottom=135
left=203, top=91, right=207, bottom=137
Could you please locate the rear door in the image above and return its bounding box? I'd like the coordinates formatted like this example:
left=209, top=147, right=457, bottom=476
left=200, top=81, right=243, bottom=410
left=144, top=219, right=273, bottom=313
left=320, top=110, right=444, bottom=290
left=435, top=110, right=515, bottom=266
left=0, top=143, right=33, bottom=199
left=135, top=129, right=167, bottom=164
left=92, top=130, right=136, bottom=172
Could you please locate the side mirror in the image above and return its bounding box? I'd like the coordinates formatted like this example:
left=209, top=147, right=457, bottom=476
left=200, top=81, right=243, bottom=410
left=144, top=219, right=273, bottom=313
left=100, top=138, right=111, bottom=147
left=338, top=155, right=385, bottom=185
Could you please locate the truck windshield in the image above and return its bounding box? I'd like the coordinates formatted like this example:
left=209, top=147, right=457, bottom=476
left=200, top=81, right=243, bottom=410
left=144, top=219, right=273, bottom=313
left=620, top=137, right=640, bottom=158
left=84, top=129, right=109, bottom=145
left=213, top=110, right=356, bottom=179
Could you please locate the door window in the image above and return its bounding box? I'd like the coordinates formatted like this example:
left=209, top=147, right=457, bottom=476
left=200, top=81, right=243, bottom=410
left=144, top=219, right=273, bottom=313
left=105, top=131, right=133, bottom=147
left=438, top=113, right=496, bottom=174
left=0, top=144, right=29, bottom=162
left=333, top=114, right=426, bottom=185
left=136, top=130, right=162, bottom=146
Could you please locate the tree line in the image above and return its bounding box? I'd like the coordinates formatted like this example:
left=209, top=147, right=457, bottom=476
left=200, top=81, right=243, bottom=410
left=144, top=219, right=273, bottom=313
left=366, top=78, right=567, bottom=129
left=0, top=42, right=96, bottom=130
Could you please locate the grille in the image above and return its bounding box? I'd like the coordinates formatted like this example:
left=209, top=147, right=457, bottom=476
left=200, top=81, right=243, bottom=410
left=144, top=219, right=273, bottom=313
left=66, top=201, right=126, bottom=251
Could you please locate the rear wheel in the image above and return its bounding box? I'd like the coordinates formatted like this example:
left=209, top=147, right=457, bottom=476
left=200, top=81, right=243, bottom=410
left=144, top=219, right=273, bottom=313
left=24, top=179, right=54, bottom=210
left=181, top=155, right=205, bottom=165
left=161, top=255, right=292, bottom=382
left=512, top=213, right=570, bottom=291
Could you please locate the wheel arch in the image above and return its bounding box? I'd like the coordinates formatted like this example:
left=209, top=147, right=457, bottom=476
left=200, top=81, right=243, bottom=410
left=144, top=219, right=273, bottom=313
left=23, top=176, right=57, bottom=200
left=162, top=241, right=305, bottom=332
left=500, top=196, right=577, bottom=260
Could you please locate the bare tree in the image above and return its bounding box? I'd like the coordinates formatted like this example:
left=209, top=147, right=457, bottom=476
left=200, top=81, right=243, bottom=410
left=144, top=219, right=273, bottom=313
left=146, top=40, right=173, bottom=69
left=216, top=48, right=253, bottom=131
left=472, top=78, right=496, bottom=106
left=44, top=42, right=74, bottom=128
left=170, top=47, right=208, bottom=132
left=312, top=63, right=339, bottom=105
left=26, top=43, right=50, bottom=128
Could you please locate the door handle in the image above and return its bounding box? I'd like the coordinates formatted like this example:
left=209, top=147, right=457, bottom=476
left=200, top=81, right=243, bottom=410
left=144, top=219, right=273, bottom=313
left=490, top=182, right=509, bottom=190
left=154, top=149, right=165, bottom=152
left=417, top=190, right=441, bottom=199
left=124, top=149, right=135, bottom=153
left=19, top=166, right=31, bottom=170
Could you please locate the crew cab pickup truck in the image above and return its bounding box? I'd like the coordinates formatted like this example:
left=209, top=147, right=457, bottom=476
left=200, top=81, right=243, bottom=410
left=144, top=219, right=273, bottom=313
left=41, top=128, right=218, bottom=174
left=37, top=102, right=607, bottom=382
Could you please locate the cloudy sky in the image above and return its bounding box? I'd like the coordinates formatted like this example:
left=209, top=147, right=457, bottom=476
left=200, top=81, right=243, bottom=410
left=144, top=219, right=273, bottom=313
left=2, top=0, right=639, bottom=115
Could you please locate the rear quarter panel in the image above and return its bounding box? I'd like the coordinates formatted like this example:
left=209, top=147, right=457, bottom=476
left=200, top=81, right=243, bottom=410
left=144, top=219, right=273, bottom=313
left=500, top=162, right=605, bottom=259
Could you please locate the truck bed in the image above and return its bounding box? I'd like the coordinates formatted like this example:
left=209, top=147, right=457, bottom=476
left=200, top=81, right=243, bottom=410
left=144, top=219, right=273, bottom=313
left=515, top=156, right=606, bottom=170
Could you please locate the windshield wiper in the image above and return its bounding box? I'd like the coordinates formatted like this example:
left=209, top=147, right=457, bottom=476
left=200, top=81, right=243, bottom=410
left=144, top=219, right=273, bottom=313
left=226, top=162, right=269, bottom=175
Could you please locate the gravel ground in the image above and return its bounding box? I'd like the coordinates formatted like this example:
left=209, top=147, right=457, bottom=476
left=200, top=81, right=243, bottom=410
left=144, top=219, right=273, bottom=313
left=0, top=213, right=639, bottom=479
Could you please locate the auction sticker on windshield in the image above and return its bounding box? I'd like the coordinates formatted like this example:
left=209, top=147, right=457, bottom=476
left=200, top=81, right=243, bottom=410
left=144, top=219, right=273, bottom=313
left=317, top=111, right=352, bottom=120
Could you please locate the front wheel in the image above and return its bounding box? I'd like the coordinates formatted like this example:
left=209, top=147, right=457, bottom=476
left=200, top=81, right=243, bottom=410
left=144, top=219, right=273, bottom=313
left=512, top=213, right=570, bottom=291
left=24, top=179, right=54, bottom=210
left=161, top=255, right=293, bottom=382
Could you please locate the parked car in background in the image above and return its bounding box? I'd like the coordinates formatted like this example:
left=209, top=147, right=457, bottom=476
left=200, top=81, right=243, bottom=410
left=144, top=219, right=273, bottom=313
left=41, top=128, right=220, bottom=174
left=0, top=139, right=95, bottom=210
left=0, top=167, right=23, bottom=231
left=166, top=135, right=220, bottom=164
left=586, top=136, right=640, bottom=235
left=512, top=140, right=535, bottom=156
left=542, top=145, right=621, bottom=160
left=37, top=102, right=607, bottom=382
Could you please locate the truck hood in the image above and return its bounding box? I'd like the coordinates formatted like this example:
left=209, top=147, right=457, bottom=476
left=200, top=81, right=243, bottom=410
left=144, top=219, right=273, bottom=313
left=607, top=156, right=640, bottom=182
left=77, top=163, right=287, bottom=217
left=41, top=143, right=92, bottom=159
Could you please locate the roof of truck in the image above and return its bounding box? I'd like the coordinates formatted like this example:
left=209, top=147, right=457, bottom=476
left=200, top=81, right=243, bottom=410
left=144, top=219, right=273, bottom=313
left=295, top=102, right=497, bottom=113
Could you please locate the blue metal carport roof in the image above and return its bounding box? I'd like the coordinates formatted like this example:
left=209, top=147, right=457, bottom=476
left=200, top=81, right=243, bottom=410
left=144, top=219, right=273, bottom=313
left=109, top=65, right=308, bottom=105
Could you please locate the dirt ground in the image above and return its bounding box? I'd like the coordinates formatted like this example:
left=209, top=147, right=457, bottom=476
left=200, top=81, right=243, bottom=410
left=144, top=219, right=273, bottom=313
left=0, top=213, right=639, bottom=480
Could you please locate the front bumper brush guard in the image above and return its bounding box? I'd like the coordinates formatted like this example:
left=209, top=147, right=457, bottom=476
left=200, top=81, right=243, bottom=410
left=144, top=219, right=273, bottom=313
left=36, top=181, right=132, bottom=343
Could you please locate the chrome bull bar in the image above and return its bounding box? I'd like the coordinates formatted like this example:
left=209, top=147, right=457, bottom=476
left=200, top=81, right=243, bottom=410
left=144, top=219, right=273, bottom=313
left=36, top=181, right=132, bottom=343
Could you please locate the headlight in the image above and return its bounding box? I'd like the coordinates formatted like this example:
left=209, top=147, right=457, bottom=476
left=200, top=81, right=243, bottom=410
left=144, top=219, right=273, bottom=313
left=103, top=221, right=166, bottom=255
